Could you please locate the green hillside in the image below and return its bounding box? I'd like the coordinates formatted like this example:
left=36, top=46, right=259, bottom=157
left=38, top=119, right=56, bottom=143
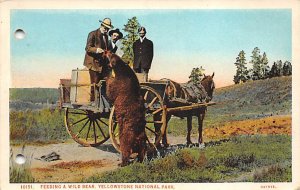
left=9, top=88, right=59, bottom=103
left=206, top=76, right=292, bottom=124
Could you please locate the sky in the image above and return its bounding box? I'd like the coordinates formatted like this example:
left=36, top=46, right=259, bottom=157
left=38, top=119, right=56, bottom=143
left=10, top=9, right=291, bottom=88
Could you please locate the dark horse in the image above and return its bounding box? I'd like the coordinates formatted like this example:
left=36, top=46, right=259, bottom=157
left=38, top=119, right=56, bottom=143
left=156, top=73, right=215, bottom=148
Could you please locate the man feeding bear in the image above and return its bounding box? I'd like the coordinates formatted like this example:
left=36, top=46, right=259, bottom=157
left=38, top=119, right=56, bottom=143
left=83, top=20, right=152, bottom=166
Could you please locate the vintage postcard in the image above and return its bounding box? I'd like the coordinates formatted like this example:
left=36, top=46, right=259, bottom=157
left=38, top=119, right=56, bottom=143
left=1, top=0, right=300, bottom=190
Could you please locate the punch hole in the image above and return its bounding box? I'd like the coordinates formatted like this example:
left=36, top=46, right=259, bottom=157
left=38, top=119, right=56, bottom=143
left=14, top=29, right=25, bottom=40
left=15, top=154, right=26, bottom=165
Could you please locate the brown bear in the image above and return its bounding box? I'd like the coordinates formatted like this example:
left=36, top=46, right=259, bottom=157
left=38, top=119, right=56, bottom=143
left=105, top=52, right=146, bottom=166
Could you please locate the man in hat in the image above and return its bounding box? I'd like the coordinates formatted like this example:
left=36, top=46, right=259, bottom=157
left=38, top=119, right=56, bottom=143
left=83, top=18, right=113, bottom=102
left=133, top=26, right=154, bottom=81
left=108, top=28, right=123, bottom=56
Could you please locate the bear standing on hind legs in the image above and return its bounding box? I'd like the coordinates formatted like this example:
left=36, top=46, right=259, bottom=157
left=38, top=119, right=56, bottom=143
left=105, top=52, right=147, bottom=166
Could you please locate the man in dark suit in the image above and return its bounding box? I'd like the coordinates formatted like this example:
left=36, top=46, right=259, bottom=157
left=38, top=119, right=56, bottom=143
left=108, top=28, right=123, bottom=54
left=83, top=18, right=113, bottom=102
left=133, top=27, right=154, bottom=81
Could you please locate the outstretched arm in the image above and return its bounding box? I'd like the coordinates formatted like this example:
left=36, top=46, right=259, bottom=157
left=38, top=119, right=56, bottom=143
left=85, top=31, right=104, bottom=54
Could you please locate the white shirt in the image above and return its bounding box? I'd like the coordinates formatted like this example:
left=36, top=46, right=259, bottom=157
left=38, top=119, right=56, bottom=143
left=140, top=36, right=146, bottom=43
left=115, top=42, right=124, bottom=57
left=111, top=42, right=116, bottom=49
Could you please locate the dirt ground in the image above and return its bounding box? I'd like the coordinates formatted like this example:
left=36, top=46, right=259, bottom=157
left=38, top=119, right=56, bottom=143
left=11, top=140, right=121, bottom=182
left=11, top=115, right=291, bottom=182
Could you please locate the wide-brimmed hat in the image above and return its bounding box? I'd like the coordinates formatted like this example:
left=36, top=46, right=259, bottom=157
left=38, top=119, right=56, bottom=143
left=108, top=28, right=123, bottom=39
left=99, top=18, right=113, bottom=29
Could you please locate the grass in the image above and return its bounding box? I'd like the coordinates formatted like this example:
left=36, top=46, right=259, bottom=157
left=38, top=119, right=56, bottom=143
left=10, top=108, right=69, bottom=145
left=83, top=134, right=291, bottom=183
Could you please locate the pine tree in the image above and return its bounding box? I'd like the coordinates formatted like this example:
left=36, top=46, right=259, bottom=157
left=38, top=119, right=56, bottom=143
left=261, top=52, right=270, bottom=79
left=249, top=47, right=263, bottom=80
left=121, top=17, right=141, bottom=67
left=269, top=60, right=284, bottom=77
left=276, top=60, right=283, bottom=77
left=189, top=66, right=205, bottom=85
left=283, top=61, right=292, bottom=76
left=233, top=50, right=249, bottom=84
left=288, top=62, right=292, bottom=75
left=269, top=62, right=277, bottom=78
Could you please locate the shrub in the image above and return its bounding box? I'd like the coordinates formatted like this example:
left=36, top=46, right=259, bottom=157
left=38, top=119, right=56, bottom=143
left=196, top=152, right=208, bottom=168
left=223, top=153, right=256, bottom=171
left=151, top=154, right=178, bottom=172
left=176, top=149, right=194, bottom=169
left=10, top=109, right=69, bottom=144
left=253, top=164, right=291, bottom=182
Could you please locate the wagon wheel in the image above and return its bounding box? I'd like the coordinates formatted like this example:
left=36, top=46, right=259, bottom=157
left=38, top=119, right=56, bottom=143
left=109, top=85, right=167, bottom=152
left=64, top=108, right=110, bottom=147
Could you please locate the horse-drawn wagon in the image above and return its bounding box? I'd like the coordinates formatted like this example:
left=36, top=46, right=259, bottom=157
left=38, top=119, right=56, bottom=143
left=58, top=69, right=215, bottom=152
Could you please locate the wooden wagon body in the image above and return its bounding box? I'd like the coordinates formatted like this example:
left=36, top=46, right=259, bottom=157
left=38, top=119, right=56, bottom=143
left=58, top=69, right=215, bottom=151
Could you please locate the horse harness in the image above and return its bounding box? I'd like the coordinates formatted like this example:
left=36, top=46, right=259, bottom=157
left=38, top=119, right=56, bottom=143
left=167, top=80, right=209, bottom=104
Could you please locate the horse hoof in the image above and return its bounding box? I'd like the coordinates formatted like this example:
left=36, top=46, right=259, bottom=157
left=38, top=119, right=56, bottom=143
left=186, top=141, right=193, bottom=146
left=198, top=143, right=205, bottom=149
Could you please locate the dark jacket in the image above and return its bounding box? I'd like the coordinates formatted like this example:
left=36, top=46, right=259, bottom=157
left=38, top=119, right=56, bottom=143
left=83, top=29, right=109, bottom=72
left=133, top=38, right=154, bottom=70
left=108, top=40, right=118, bottom=53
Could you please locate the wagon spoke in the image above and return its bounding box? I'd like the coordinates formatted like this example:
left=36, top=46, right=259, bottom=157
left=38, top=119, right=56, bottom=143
left=112, top=117, right=118, bottom=124
left=145, top=135, right=152, bottom=145
left=145, top=126, right=159, bottom=136
left=97, top=118, right=109, bottom=127
left=112, top=123, right=119, bottom=137
left=153, top=108, right=163, bottom=115
left=71, top=117, right=88, bottom=127
left=92, top=121, right=97, bottom=144
left=145, top=120, right=163, bottom=124
left=147, top=97, right=158, bottom=108
left=85, top=121, right=92, bottom=141
left=95, top=119, right=107, bottom=139
left=65, top=107, right=109, bottom=147
left=75, top=119, right=90, bottom=138
left=144, top=91, right=149, bottom=100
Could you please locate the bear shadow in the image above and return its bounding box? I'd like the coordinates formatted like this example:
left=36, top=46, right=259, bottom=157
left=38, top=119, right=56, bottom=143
left=94, top=144, right=120, bottom=154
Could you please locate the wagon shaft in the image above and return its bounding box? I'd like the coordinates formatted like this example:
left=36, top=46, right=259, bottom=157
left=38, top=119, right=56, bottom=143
left=167, top=102, right=216, bottom=113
